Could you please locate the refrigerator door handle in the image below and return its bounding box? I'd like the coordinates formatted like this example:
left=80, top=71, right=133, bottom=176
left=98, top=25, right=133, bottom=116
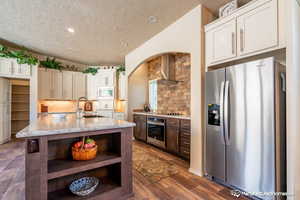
left=280, top=72, right=286, bottom=92
left=224, top=81, right=230, bottom=145
left=220, top=81, right=226, bottom=145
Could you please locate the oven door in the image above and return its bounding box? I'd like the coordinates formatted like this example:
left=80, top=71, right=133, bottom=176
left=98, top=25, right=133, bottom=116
left=147, top=118, right=166, bottom=149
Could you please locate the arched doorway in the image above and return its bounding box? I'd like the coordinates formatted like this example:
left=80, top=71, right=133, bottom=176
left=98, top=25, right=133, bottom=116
left=127, top=52, right=191, bottom=121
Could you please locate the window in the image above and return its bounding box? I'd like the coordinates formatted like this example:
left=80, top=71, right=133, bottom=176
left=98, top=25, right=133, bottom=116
left=149, top=80, right=157, bottom=111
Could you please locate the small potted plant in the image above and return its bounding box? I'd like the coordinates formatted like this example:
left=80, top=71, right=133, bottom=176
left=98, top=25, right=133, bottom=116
left=72, top=137, right=97, bottom=161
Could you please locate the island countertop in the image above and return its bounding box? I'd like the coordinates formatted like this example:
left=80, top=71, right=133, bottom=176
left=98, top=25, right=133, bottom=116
left=16, top=113, right=136, bottom=138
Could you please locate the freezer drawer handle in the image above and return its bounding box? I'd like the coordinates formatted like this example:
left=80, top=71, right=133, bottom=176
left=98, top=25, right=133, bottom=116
left=220, top=81, right=226, bottom=145
left=224, top=81, right=230, bottom=145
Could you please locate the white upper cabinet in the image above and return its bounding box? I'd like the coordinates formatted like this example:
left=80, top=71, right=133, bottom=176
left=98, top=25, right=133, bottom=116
left=62, top=71, right=73, bottom=100
left=12, top=61, right=31, bottom=77
left=87, top=74, right=97, bottom=100
left=38, top=69, right=87, bottom=100
left=97, top=69, right=116, bottom=87
left=87, top=69, right=116, bottom=100
left=205, top=0, right=284, bottom=68
left=51, top=70, right=63, bottom=99
left=0, top=59, right=12, bottom=75
left=38, top=68, right=52, bottom=99
left=206, top=19, right=237, bottom=64
left=73, top=72, right=86, bottom=100
left=237, top=0, right=278, bottom=56
left=0, top=58, right=31, bottom=78
left=38, top=68, right=62, bottom=99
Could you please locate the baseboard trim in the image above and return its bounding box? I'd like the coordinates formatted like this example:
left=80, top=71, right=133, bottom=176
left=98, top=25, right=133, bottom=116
left=189, top=168, right=204, bottom=177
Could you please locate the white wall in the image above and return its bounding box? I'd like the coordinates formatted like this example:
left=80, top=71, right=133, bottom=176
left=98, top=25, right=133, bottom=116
left=286, top=1, right=300, bottom=199
left=125, top=5, right=213, bottom=176
left=127, top=63, right=149, bottom=121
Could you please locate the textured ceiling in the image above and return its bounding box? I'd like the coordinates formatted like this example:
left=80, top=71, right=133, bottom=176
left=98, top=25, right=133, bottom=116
left=0, top=0, right=251, bottom=65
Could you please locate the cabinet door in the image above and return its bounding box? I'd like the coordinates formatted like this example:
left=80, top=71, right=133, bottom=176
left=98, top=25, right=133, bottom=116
left=38, top=68, right=52, bottom=99
left=237, top=0, right=278, bottom=56
left=12, top=61, right=31, bottom=77
left=73, top=72, right=86, bottom=100
left=87, top=75, right=97, bottom=100
left=0, top=79, right=11, bottom=144
left=0, top=59, right=12, bottom=75
left=52, top=70, right=63, bottom=99
left=0, top=105, right=10, bottom=144
left=99, top=71, right=115, bottom=87
left=167, top=126, right=180, bottom=153
left=0, top=78, right=10, bottom=104
left=180, top=120, right=191, bottom=159
left=98, top=100, right=114, bottom=110
left=107, top=71, right=116, bottom=86
left=62, top=71, right=73, bottom=100
left=166, top=119, right=180, bottom=153
left=206, top=19, right=237, bottom=65
left=19, top=64, right=31, bottom=76
left=133, top=115, right=147, bottom=141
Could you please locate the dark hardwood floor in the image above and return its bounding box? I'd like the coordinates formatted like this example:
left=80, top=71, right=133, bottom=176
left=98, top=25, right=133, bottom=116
left=0, top=140, right=248, bottom=200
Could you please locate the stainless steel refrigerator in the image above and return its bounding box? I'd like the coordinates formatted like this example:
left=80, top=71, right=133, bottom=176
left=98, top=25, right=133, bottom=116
left=205, top=57, right=286, bottom=200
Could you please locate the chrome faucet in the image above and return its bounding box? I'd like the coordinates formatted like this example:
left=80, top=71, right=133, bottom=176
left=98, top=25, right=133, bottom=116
left=76, top=97, right=88, bottom=118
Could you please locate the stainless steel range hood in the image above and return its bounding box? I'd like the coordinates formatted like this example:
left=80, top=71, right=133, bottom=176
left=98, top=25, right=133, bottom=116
left=159, top=54, right=177, bottom=83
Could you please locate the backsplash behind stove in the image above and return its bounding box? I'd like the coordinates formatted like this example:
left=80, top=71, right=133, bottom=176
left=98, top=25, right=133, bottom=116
left=148, top=54, right=191, bottom=116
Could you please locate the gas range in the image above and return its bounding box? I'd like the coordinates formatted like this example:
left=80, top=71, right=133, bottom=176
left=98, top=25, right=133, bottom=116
left=161, top=112, right=183, bottom=116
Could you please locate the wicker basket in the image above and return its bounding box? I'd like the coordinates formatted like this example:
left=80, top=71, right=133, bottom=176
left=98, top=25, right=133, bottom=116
left=72, top=145, right=98, bottom=161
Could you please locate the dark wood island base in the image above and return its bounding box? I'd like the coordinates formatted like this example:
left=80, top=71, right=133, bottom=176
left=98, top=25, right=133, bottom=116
left=25, top=128, right=134, bottom=200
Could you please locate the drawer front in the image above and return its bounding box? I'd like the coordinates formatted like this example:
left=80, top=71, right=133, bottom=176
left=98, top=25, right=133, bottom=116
left=166, top=118, right=180, bottom=127
left=181, top=130, right=191, bottom=138
left=180, top=146, right=190, bottom=159
left=180, top=138, right=190, bottom=148
left=180, top=119, right=191, bottom=130
left=134, top=114, right=147, bottom=122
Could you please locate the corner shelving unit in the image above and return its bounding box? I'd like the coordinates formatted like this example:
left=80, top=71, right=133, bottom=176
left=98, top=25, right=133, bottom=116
left=11, top=85, right=30, bottom=138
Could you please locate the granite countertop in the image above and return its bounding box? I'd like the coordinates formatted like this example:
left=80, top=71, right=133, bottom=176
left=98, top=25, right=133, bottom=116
left=133, top=112, right=191, bottom=120
left=16, top=113, right=135, bottom=138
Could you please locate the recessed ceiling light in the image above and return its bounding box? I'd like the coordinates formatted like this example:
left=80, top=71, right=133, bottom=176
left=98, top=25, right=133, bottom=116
left=148, top=16, right=158, bottom=24
left=67, top=27, right=75, bottom=33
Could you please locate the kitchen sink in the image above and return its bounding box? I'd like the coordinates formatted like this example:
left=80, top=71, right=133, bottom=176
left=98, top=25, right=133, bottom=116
left=83, top=114, right=105, bottom=118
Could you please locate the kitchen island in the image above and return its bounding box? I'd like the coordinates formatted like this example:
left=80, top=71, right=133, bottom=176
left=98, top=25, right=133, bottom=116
left=16, top=114, right=135, bottom=200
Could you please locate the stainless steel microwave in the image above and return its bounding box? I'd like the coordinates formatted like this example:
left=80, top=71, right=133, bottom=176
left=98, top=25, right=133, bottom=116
left=97, top=87, right=114, bottom=99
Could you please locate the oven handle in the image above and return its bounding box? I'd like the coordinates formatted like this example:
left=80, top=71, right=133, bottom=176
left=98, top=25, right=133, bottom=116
left=147, top=121, right=165, bottom=126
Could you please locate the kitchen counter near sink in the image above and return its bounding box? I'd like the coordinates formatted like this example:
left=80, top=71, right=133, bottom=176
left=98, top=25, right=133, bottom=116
left=17, top=113, right=135, bottom=138
left=16, top=113, right=135, bottom=200
left=132, top=112, right=191, bottom=120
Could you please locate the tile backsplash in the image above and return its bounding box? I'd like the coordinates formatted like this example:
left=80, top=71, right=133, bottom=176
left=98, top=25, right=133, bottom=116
left=38, top=101, right=83, bottom=113
left=148, top=54, right=191, bottom=115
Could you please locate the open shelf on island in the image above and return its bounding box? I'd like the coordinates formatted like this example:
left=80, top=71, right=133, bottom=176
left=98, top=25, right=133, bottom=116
left=48, top=163, right=122, bottom=200
left=48, top=153, right=121, bottom=180
left=48, top=181, right=120, bottom=200
left=47, top=132, right=122, bottom=178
